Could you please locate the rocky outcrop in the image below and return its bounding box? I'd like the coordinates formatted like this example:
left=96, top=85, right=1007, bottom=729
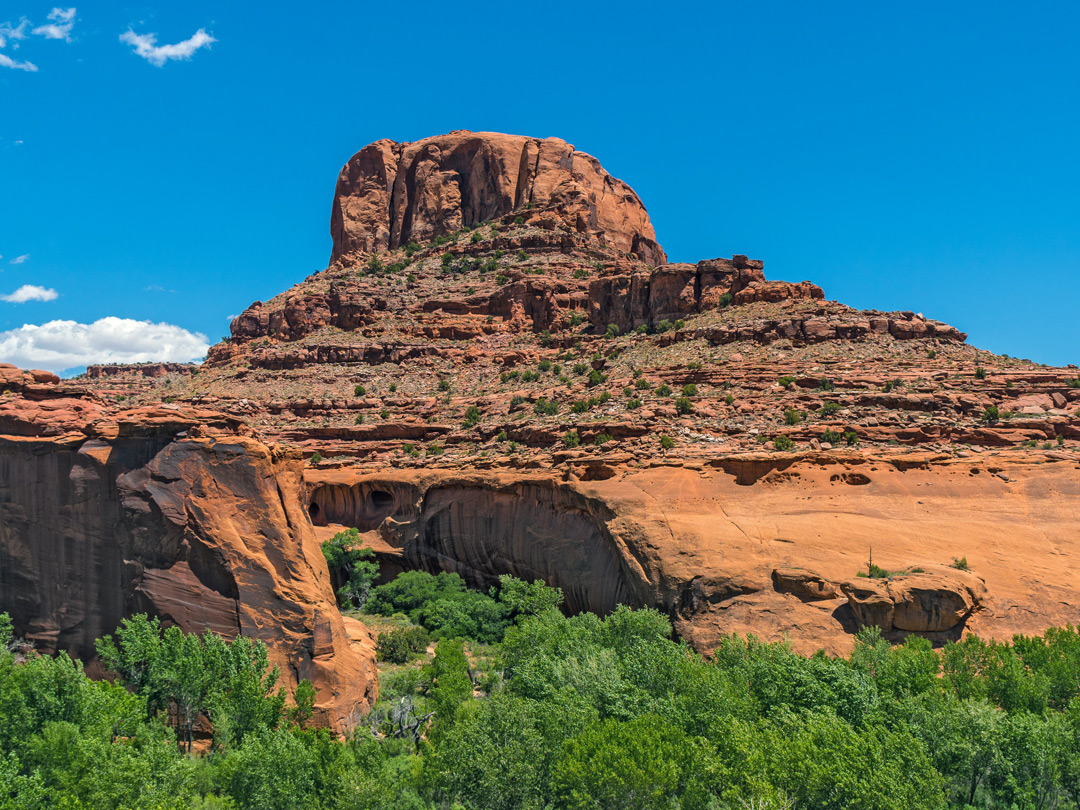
left=330, top=131, right=666, bottom=266
left=840, top=568, right=989, bottom=634
left=588, top=256, right=765, bottom=332
left=85, top=363, right=195, bottom=379
left=0, top=382, right=375, bottom=732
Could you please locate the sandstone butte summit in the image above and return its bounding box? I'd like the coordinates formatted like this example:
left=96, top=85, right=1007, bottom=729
left=2, top=130, right=1079, bottom=732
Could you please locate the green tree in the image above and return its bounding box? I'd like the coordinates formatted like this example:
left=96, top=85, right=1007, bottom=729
left=320, top=528, right=380, bottom=608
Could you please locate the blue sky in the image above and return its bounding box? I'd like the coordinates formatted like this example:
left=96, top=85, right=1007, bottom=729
left=2, top=1, right=1078, bottom=374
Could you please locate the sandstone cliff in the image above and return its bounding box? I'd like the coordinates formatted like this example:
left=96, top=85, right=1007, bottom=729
left=0, top=376, right=374, bottom=732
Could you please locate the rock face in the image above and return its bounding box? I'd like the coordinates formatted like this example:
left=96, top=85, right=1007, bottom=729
left=330, top=131, right=666, bottom=266
left=303, top=455, right=1079, bottom=657
left=840, top=568, right=989, bottom=634
left=0, top=378, right=374, bottom=733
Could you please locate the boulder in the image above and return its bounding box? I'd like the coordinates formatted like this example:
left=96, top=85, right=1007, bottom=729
left=840, top=567, right=987, bottom=633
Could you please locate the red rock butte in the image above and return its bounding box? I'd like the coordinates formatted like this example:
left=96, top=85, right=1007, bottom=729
left=330, top=131, right=666, bottom=266
left=2, top=131, right=1080, bottom=731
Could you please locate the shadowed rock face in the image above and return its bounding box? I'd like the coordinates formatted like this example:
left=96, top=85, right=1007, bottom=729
left=329, top=131, right=666, bottom=266
left=308, top=472, right=641, bottom=615
left=0, top=391, right=375, bottom=733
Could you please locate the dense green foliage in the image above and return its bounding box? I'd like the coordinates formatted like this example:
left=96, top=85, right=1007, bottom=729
left=9, top=571, right=1080, bottom=808
left=364, top=570, right=563, bottom=643
left=321, top=528, right=380, bottom=608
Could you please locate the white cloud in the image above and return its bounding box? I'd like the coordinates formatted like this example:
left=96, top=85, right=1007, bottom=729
left=1, top=285, right=58, bottom=303
left=0, top=317, right=210, bottom=372
left=0, top=18, right=36, bottom=70
left=0, top=18, right=30, bottom=48
left=32, top=8, right=76, bottom=41
left=9, top=255, right=29, bottom=264
left=0, top=52, right=37, bottom=72
left=119, top=27, right=215, bottom=66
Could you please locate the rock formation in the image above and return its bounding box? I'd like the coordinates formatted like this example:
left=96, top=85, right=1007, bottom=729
left=329, top=131, right=665, bottom=266
left=0, top=374, right=374, bottom=732
left=4, top=131, right=1079, bottom=727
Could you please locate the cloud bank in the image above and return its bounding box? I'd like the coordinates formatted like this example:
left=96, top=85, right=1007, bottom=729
left=0, top=317, right=210, bottom=372
left=119, top=27, right=215, bottom=66
left=9, top=255, right=29, bottom=264
left=1, top=285, right=58, bottom=303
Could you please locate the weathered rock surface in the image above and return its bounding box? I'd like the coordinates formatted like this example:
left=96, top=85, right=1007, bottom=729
left=0, top=382, right=374, bottom=732
left=840, top=567, right=989, bottom=633
left=330, top=131, right=665, bottom=266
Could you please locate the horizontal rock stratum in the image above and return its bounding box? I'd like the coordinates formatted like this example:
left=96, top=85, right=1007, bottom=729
left=329, top=131, right=666, bottom=266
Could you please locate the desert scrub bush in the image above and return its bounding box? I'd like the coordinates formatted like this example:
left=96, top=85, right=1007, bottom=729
left=573, top=268, right=589, bottom=279
left=717, top=291, right=733, bottom=307
left=674, top=397, right=693, bottom=415
left=635, top=378, right=652, bottom=390
left=496, top=274, right=509, bottom=285
left=687, top=361, right=702, bottom=370
left=309, top=451, right=323, bottom=464
left=496, top=430, right=508, bottom=442
left=570, top=400, right=589, bottom=414
left=500, top=370, right=520, bottom=383
left=438, top=379, right=451, bottom=392
left=376, top=626, right=431, bottom=664
left=587, top=370, right=607, bottom=388
left=605, top=323, right=620, bottom=339
left=427, top=443, right=444, bottom=456
left=627, top=398, right=642, bottom=409
left=725, top=393, right=735, bottom=405
left=982, top=405, right=1000, bottom=425
left=538, top=359, right=552, bottom=372
left=773, top=435, right=794, bottom=451
left=951, top=557, right=970, bottom=571
left=404, top=240, right=421, bottom=257
left=821, top=429, right=842, bottom=445
left=817, top=378, right=835, bottom=391
left=533, top=398, right=559, bottom=416
left=353, top=384, right=366, bottom=396
left=354, top=414, right=364, bottom=424
left=659, top=435, right=675, bottom=450
left=656, top=383, right=673, bottom=397
left=379, top=408, right=390, bottom=419
left=463, top=405, right=481, bottom=427
left=655, top=319, right=673, bottom=333
left=681, top=383, right=698, bottom=396
left=521, top=370, right=540, bottom=382
left=844, top=430, right=859, bottom=445
left=784, top=408, right=803, bottom=426
left=1067, top=377, right=1080, bottom=389
left=779, top=375, right=795, bottom=389
left=572, top=362, right=588, bottom=375
left=569, top=312, right=585, bottom=327
left=820, top=401, right=841, bottom=416
left=594, top=433, right=614, bottom=445
left=562, top=430, right=580, bottom=448
left=975, top=367, right=987, bottom=379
